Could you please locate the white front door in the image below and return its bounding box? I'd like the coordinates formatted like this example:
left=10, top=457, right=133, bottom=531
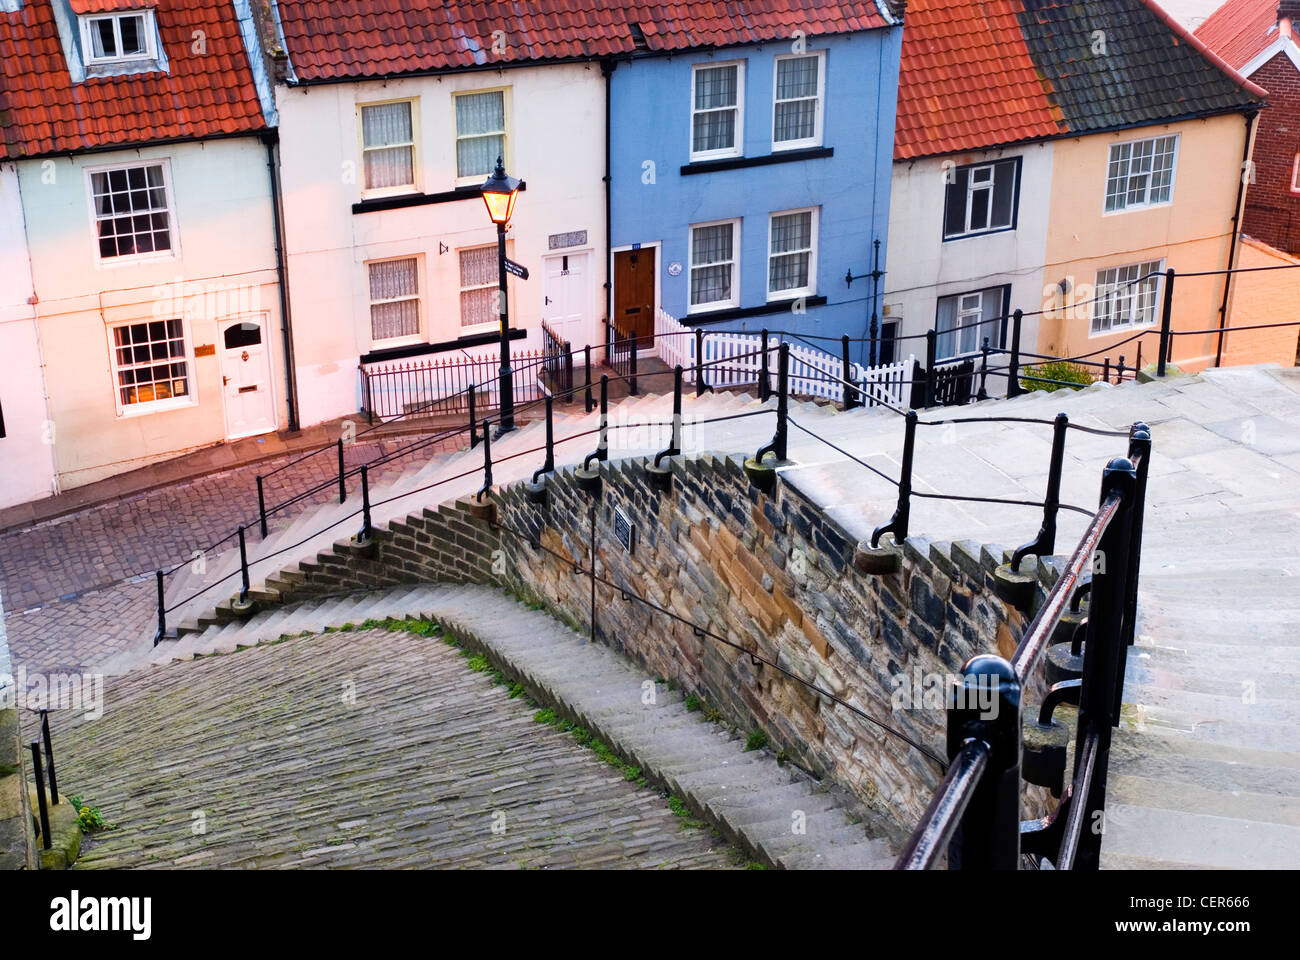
left=542, top=251, right=590, bottom=345
left=220, top=317, right=276, bottom=440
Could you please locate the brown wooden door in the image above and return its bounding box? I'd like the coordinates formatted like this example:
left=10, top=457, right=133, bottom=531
left=613, top=248, right=655, bottom=342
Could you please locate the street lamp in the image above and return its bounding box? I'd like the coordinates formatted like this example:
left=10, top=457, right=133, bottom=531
left=482, top=156, right=522, bottom=435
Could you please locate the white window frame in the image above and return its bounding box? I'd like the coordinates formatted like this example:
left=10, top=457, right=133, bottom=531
left=358, top=98, right=420, bottom=199
left=690, top=62, right=745, bottom=162
left=365, top=255, right=424, bottom=347
left=1090, top=259, right=1165, bottom=337
left=1104, top=134, right=1179, bottom=214
left=458, top=244, right=502, bottom=332
left=107, top=317, right=196, bottom=418
left=688, top=218, right=741, bottom=314
left=766, top=207, right=818, bottom=300
left=935, top=287, right=1004, bottom=360
left=771, top=51, right=826, bottom=151
left=1290, top=152, right=1300, bottom=195
left=80, top=11, right=157, bottom=65
left=84, top=158, right=179, bottom=266
left=453, top=88, right=509, bottom=188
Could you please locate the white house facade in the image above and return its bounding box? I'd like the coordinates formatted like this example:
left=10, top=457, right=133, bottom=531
left=0, top=0, right=287, bottom=502
left=884, top=144, right=1052, bottom=370
left=0, top=162, right=58, bottom=508
left=275, top=61, right=608, bottom=428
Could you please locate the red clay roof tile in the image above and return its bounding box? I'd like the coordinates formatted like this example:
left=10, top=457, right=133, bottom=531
left=0, top=0, right=268, bottom=160
left=275, top=1, right=893, bottom=82
left=1195, top=0, right=1285, bottom=70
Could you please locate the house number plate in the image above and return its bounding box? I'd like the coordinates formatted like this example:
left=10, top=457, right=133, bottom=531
left=613, top=506, right=635, bottom=554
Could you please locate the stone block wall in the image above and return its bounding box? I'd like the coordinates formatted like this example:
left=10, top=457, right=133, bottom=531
left=492, top=454, right=1040, bottom=830
left=0, top=707, right=38, bottom=869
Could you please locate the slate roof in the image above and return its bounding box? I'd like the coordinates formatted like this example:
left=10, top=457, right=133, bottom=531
left=275, top=0, right=895, bottom=83
left=896, top=0, right=1267, bottom=160
left=0, top=0, right=269, bottom=161
left=1196, top=0, right=1290, bottom=71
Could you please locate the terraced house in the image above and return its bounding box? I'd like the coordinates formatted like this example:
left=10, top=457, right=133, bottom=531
left=886, top=0, right=1285, bottom=378
left=607, top=2, right=902, bottom=360
left=0, top=0, right=288, bottom=508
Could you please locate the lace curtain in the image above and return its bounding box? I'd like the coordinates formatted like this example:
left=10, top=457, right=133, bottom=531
left=456, top=92, right=505, bottom=178
left=691, top=224, right=734, bottom=305
left=693, top=66, right=738, bottom=152
left=768, top=211, right=812, bottom=293
left=369, top=258, right=420, bottom=340
left=460, top=247, right=498, bottom=326
left=775, top=56, right=819, bottom=143
left=362, top=102, right=414, bottom=190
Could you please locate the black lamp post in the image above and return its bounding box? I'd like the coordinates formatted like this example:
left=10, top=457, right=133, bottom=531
left=482, top=156, right=522, bottom=436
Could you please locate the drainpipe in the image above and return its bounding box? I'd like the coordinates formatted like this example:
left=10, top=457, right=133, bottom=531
left=601, top=58, right=616, bottom=349
left=263, top=131, right=300, bottom=431
left=1215, top=109, right=1256, bottom=368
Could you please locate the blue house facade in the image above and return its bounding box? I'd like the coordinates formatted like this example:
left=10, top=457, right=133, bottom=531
left=609, top=24, right=902, bottom=359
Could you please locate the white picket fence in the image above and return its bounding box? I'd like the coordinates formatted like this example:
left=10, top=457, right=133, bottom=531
left=653, top=307, right=912, bottom=408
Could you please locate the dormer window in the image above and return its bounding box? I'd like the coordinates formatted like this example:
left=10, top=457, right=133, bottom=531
left=81, top=11, right=156, bottom=65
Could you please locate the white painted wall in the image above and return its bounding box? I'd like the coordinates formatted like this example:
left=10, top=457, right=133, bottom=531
left=884, top=143, right=1054, bottom=370
left=0, top=163, right=57, bottom=508
left=16, top=138, right=283, bottom=492
left=276, top=62, right=608, bottom=427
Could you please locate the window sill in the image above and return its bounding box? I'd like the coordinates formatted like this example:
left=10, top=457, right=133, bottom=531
left=942, top=224, right=1016, bottom=242
left=353, top=181, right=527, bottom=215
left=97, top=250, right=179, bottom=268
left=680, top=146, right=833, bottom=177
left=1086, top=322, right=1156, bottom=340
left=682, top=295, right=828, bottom=326
left=359, top=327, right=526, bottom=365
left=1102, top=200, right=1173, bottom=216
left=117, top=396, right=197, bottom=419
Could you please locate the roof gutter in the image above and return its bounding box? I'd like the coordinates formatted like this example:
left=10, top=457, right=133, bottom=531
left=1215, top=109, right=1257, bottom=368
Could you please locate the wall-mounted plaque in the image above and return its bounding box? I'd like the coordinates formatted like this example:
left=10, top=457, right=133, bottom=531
left=613, top=505, right=636, bottom=554
left=195, top=344, right=216, bottom=357
left=548, top=230, right=588, bottom=250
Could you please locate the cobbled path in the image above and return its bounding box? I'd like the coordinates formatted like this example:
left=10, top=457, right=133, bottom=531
left=47, top=625, right=740, bottom=869
left=0, top=437, right=456, bottom=672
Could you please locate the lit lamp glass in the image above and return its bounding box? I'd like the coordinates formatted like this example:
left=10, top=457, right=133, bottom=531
left=481, top=157, right=521, bottom=226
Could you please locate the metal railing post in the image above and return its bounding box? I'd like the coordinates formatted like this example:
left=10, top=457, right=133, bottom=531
left=947, top=655, right=1022, bottom=869
left=256, top=475, right=268, bottom=538
left=597, top=374, right=609, bottom=461
left=695, top=328, right=708, bottom=397
left=1102, top=357, right=1111, bottom=384
left=1117, top=423, right=1152, bottom=718
left=1012, top=412, right=1068, bottom=569
left=533, top=394, right=556, bottom=483
left=468, top=383, right=479, bottom=448
left=871, top=410, right=917, bottom=547
left=30, top=742, right=51, bottom=850
left=358, top=464, right=373, bottom=541
left=337, top=439, right=346, bottom=503
left=842, top=335, right=859, bottom=410
left=760, top=329, right=771, bottom=402
left=978, top=338, right=991, bottom=400
left=40, top=710, right=58, bottom=803
left=1069, top=455, right=1137, bottom=870
left=629, top=332, right=639, bottom=396
left=774, top=343, right=789, bottom=460
left=565, top=346, right=575, bottom=401
left=924, top=329, right=938, bottom=409
left=1007, top=309, right=1024, bottom=398
left=237, top=525, right=250, bottom=603
left=585, top=345, right=594, bottom=413
left=476, top=420, right=493, bottom=501
left=1157, top=268, right=1175, bottom=377
left=153, top=569, right=166, bottom=646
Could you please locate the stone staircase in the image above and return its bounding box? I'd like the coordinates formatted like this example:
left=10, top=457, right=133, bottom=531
left=110, top=580, right=895, bottom=868
left=96, top=362, right=1300, bottom=869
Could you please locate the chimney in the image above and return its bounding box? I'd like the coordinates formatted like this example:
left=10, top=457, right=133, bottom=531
left=1279, top=1, right=1300, bottom=25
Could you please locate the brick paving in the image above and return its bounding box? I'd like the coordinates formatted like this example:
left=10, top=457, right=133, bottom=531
left=0, top=436, right=459, bottom=672
left=47, top=625, right=740, bottom=869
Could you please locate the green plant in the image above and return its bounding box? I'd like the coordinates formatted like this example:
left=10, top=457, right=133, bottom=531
left=69, top=796, right=110, bottom=833
left=684, top=695, right=700, bottom=713
left=1020, top=361, right=1093, bottom=393
left=745, top=729, right=769, bottom=752
left=466, top=654, right=491, bottom=673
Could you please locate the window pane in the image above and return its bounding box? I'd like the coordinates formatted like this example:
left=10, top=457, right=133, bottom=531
left=459, top=247, right=498, bottom=288
left=774, top=100, right=816, bottom=143
left=694, top=66, right=737, bottom=110
left=113, top=319, right=188, bottom=406
left=370, top=300, right=419, bottom=340
left=769, top=253, right=808, bottom=293
left=455, top=92, right=505, bottom=137
left=456, top=133, right=504, bottom=179
left=91, top=19, right=116, bottom=58
left=776, top=57, right=819, bottom=100
left=770, top=211, right=811, bottom=253
left=362, top=102, right=412, bottom=148
left=92, top=163, right=170, bottom=259
left=692, top=224, right=733, bottom=266
left=369, top=258, right=418, bottom=300
left=692, top=110, right=735, bottom=154
left=460, top=287, right=496, bottom=327
left=120, top=15, right=145, bottom=56
left=691, top=265, right=732, bottom=306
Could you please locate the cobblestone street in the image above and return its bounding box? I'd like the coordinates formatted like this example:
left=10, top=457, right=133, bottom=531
left=0, top=435, right=457, bottom=672
left=49, top=625, right=741, bottom=870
